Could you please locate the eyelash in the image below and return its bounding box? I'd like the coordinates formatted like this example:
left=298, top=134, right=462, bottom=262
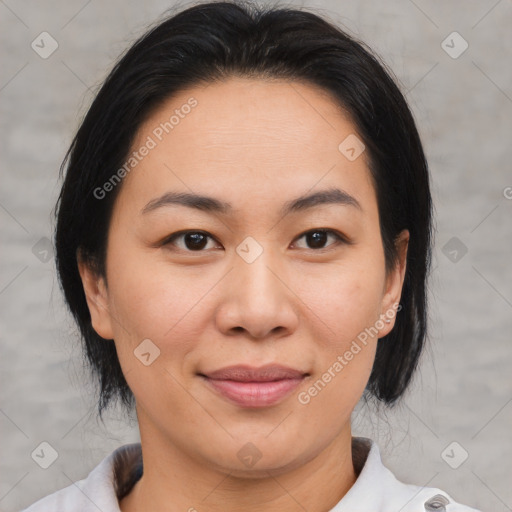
left=160, top=228, right=352, bottom=253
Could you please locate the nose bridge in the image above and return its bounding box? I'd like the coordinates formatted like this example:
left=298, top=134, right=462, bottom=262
left=234, top=240, right=284, bottom=307
left=217, top=237, right=297, bottom=338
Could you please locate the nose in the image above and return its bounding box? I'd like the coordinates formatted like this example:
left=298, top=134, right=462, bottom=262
left=214, top=247, right=299, bottom=340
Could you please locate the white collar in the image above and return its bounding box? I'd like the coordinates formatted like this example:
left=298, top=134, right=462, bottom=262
left=22, top=437, right=481, bottom=512
left=331, top=437, right=481, bottom=511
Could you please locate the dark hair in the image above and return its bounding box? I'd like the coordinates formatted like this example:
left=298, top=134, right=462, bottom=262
left=55, top=0, right=433, bottom=416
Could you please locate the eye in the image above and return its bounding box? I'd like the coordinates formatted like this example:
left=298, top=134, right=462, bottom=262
left=162, top=230, right=219, bottom=252
left=293, top=229, right=349, bottom=250
left=161, top=228, right=350, bottom=253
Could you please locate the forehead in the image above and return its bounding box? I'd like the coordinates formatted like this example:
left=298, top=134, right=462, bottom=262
left=119, top=77, right=375, bottom=214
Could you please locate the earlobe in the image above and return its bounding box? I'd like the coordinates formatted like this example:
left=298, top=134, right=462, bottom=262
left=77, top=252, right=114, bottom=340
left=379, top=229, right=410, bottom=336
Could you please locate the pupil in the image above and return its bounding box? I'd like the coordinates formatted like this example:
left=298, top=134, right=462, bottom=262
left=308, top=231, right=327, bottom=249
left=185, top=233, right=207, bottom=250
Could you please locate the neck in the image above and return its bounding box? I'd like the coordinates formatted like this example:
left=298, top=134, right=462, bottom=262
left=120, top=423, right=357, bottom=512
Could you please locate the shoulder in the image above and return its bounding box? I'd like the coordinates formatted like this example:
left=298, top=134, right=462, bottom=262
left=21, top=443, right=142, bottom=512
left=332, top=437, right=483, bottom=512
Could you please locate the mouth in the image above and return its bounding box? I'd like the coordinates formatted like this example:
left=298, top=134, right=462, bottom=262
left=198, top=364, right=309, bottom=408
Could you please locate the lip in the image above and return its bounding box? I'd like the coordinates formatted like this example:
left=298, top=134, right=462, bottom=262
left=199, top=364, right=308, bottom=408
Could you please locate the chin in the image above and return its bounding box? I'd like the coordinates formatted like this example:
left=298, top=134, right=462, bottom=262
left=210, top=453, right=307, bottom=480
left=199, top=436, right=315, bottom=479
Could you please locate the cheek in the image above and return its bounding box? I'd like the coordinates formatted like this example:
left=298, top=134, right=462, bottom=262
left=291, top=254, right=384, bottom=407
left=104, top=255, right=214, bottom=411
left=295, top=262, right=382, bottom=422
left=298, top=338, right=377, bottom=438
left=105, top=248, right=215, bottom=358
left=294, top=256, right=385, bottom=348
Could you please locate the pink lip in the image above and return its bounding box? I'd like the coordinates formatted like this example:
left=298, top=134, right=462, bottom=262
left=199, top=364, right=308, bottom=408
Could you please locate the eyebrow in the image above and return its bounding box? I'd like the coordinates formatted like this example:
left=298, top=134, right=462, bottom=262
left=141, top=187, right=362, bottom=216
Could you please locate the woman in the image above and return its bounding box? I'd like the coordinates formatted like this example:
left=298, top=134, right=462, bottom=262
left=23, top=1, right=481, bottom=511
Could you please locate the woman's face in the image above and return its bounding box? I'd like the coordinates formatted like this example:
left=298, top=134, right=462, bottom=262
left=80, top=77, right=408, bottom=476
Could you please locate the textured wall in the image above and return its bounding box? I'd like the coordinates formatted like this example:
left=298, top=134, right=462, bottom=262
left=1, top=1, right=511, bottom=510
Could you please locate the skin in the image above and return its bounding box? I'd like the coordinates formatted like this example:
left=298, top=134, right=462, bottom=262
left=79, top=77, right=409, bottom=512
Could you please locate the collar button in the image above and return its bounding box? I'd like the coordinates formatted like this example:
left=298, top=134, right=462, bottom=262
left=424, top=493, right=450, bottom=511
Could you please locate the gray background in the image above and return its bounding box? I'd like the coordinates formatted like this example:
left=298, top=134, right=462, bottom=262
left=1, top=0, right=511, bottom=511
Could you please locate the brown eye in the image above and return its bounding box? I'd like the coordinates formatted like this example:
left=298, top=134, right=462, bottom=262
left=294, top=229, right=348, bottom=250
left=164, top=231, right=217, bottom=251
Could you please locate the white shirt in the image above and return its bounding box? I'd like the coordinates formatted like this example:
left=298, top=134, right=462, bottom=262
left=22, top=437, right=482, bottom=512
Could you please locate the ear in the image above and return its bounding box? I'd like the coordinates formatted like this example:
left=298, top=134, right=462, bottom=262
left=77, top=250, right=114, bottom=340
left=378, top=229, right=409, bottom=337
